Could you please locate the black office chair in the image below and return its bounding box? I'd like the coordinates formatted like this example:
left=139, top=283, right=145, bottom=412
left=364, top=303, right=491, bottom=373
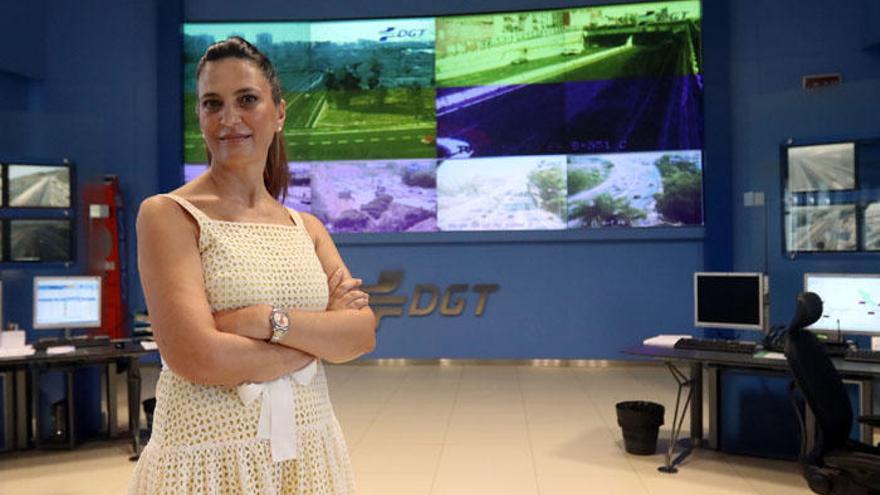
left=784, top=291, right=880, bottom=494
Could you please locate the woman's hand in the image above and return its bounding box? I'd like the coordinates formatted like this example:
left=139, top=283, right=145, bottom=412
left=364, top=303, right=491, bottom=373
left=213, top=304, right=272, bottom=341
left=327, top=268, right=370, bottom=311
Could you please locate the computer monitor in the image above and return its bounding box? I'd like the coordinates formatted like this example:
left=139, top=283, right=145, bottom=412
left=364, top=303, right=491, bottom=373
left=33, top=276, right=101, bottom=330
left=8, top=163, right=72, bottom=208
left=694, top=272, right=767, bottom=331
left=804, top=273, right=880, bottom=336
left=10, top=219, right=73, bottom=262
left=786, top=142, right=855, bottom=193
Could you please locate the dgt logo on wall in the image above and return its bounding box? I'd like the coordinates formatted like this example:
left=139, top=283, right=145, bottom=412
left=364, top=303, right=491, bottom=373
left=363, top=271, right=499, bottom=326
left=378, top=26, right=429, bottom=42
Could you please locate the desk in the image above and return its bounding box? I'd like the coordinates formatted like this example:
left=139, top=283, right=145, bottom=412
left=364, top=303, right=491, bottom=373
left=622, top=344, right=880, bottom=470
left=0, top=341, right=156, bottom=455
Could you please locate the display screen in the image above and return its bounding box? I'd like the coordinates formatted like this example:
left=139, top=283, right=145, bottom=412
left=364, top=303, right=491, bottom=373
left=787, top=142, right=856, bottom=193
left=785, top=204, right=858, bottom=252
left=33, top=276, right=101, bottom=329
left=694, top=272, right=764, bottom=330
left=183, top=0, right=704, bottom=233
left=805, top=273, right=880, bottom=335
left=10, top=219, right=72, bottom=262
left=865, top=202, right=880, bottom=251
left=8, top=164, right=71, bottom=208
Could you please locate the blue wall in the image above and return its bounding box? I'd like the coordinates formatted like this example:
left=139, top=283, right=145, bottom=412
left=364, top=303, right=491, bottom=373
left=0, top=0, right=162, bottom=341
left=725, top=0, right=880, bottom=321
left=0, top=0, right=877, bottom=359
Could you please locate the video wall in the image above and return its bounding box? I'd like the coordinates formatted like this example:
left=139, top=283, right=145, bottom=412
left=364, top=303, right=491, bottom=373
left=183, top=0, right=704, bottom=233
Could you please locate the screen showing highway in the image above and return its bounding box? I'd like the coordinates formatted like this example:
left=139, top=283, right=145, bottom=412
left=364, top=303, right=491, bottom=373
left=785, top=204, right=858, bottom=252
left=9, top=165, right=71, bottom=208
left=787, top=143, right=855, bottom=193
left=183, top=0, right=704, bottom=233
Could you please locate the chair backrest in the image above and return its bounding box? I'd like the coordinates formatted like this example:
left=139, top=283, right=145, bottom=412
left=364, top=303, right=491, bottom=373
left=783, top=292, right=853, bottom=458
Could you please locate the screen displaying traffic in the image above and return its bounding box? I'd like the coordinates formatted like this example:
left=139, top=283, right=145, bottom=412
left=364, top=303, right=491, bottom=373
left=183, top=0, right=704, bottom=233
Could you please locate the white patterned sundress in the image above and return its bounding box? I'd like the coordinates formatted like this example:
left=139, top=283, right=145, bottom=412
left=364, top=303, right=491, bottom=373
left=128, top=193, right=355, bottom=494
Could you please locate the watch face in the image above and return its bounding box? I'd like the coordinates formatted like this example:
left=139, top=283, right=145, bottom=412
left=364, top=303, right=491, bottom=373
left=272, top=310, right=289, bottom=328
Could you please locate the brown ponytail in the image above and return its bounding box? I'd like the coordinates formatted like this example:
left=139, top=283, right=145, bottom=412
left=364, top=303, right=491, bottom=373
left=264, top=131, right=289, bottom=202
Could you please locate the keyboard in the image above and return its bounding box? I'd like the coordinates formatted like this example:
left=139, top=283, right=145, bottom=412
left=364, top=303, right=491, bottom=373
left=844, top=349, right=880, bottom=363
left=673, top=338, right=757, bottom=354
left=33, top=336, right=112, bottom=351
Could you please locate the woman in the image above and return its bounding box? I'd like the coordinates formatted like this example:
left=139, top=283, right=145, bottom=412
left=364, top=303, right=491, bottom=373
left=130, top=37, right=375, bottom=494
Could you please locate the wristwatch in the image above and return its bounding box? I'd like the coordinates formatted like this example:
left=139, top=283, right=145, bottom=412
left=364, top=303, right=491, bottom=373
left=268, top=307, right=290, bottom=344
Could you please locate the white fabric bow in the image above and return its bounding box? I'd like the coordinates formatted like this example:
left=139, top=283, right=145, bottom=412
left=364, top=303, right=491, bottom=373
left=236, top=360, right=318, bottom=462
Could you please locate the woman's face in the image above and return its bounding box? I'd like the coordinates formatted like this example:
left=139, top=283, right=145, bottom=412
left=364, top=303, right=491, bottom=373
left=196, top=57, right=285, bottom=169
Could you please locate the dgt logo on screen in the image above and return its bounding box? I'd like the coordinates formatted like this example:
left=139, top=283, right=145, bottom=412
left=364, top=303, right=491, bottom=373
left=378, top=27, right=428, bottom=42
left=363, top=271, right=499, bottom=326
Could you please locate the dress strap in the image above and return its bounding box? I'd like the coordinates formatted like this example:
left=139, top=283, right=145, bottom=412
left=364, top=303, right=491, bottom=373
left=161, top=193, right=211, bottom=226
left=286, top=208, right=306, bottom=229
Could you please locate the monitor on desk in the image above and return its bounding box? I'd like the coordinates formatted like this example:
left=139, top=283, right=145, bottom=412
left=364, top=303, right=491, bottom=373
left=694, top=272, right=767, bottom=331
left=33, top=276, right=101, bottom=330
left=804, top=273, right=880, bottom=336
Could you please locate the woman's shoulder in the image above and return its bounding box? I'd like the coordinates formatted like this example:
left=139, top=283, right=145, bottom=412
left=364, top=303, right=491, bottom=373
left=289, top=209, right=316, bottom=224
left=138, top=193, right=204, bottom=234
left=288, top=210, right=325, bottom=231
left=139, top=193, right=177, bottom=216
left=140, top=192, right=191, bottom=215
left=286, top=209, right=329, bottom=243
left=142, top=181, right=218, bottom=216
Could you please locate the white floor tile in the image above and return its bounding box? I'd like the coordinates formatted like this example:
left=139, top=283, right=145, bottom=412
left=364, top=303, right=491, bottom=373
left=431, top=470, right=539, bottom=495
left=0, top=362, right=812, bottom=495
left=352, top=443, right=443, bottom=474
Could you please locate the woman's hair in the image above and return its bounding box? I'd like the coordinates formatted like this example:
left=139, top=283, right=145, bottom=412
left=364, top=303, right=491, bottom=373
left=196, top=36, right=288, bottom=202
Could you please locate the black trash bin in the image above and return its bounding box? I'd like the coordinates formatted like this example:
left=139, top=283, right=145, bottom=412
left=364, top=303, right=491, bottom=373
left=51, top=399, right=68, bottom=442
left=616, top=401, right=664, bottom=455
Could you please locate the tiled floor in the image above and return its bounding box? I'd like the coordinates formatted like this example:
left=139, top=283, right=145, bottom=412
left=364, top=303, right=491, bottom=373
left=0, top=363, right=812, bottom=494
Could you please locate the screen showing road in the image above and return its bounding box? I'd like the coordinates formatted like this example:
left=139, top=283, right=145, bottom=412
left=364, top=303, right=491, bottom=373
left=865, top=203, right=880, bottom=251
left=787, top=142, right=855, bottom=193
left=8, top=165, right=71, bottom=208
left=785, top=204, right=858, bottom=252
left=10, top=219, right=72, bottom=262
left=183, top=0, right=704, bottom=233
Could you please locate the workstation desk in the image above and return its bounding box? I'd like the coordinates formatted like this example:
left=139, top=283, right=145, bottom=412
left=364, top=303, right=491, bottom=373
left=622, top=344, right=880, bottom=471
left=0, top=341, right=157, bottom=456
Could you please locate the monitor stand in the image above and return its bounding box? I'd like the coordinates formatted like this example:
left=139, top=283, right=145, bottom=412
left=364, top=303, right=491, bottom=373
left=823, top=340, right=850, bottom=357
left=821, top=323, right=851, bottom=356
left=61, top=328, right=90, bottom=341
